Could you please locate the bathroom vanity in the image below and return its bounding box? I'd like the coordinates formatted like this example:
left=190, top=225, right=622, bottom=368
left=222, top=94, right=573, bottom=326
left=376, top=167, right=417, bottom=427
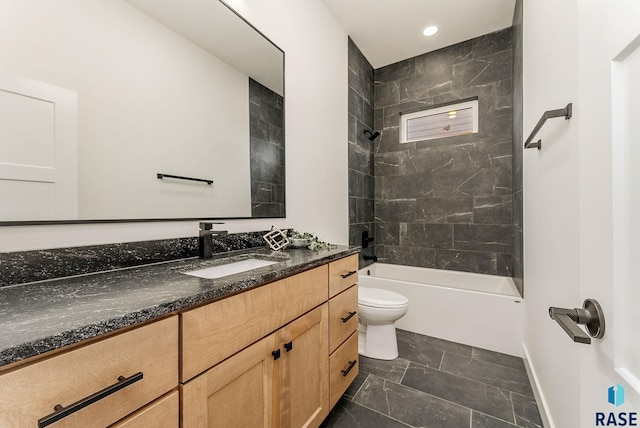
left=0, top=248, right=359, bottom=427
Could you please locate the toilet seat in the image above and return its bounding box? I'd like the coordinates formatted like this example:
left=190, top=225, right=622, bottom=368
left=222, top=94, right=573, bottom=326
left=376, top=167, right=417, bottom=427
left=359, top=287, right=409, bottom=308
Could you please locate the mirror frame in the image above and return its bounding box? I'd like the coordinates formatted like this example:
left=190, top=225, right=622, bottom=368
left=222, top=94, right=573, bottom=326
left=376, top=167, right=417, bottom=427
left=0, top=0, right=285, bottom=226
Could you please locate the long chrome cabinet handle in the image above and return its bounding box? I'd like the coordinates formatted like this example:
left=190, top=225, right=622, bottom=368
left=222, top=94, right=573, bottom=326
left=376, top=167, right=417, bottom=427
left=38, top=372, right=144, bottom=428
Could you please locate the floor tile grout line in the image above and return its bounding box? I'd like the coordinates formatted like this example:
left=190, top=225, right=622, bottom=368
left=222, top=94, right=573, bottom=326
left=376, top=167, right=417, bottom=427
left=472, top=408, right=519, bottom=427
left=406, top=357, right=534, bottom=399
left=361, top=371, right=497, bottom=424
left=349, top=373, right=370, bottom=400
left=341, top=395, right=416, bottom=428
left=510, top=391, right=518, bottom=427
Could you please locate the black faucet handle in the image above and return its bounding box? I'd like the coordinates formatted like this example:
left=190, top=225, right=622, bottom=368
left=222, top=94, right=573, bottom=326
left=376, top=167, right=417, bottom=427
left=199, top=221, right=225, bottom=231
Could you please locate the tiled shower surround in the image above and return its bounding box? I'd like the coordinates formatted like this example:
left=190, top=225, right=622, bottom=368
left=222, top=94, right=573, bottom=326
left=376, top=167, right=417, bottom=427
left=348, top=28, right=518, bottom=277
left=348, top=38, right=376, bottom=267
left=249, top=78, right=285, bottom=217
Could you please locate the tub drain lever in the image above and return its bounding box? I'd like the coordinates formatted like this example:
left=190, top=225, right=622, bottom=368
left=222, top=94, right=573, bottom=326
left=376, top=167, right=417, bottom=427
left=549, top=299, right=605, bottom=344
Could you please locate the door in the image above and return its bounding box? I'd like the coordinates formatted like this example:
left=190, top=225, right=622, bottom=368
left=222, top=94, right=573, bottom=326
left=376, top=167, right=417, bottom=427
left=276, top=304, right=329, bottom=428
left=0, top=71, right=77, bottom=220
left=578, top=1, right=640, bottom=425
left=524, top=1, right=640, bottom=426
left=180, top=333, right=276, bottom=427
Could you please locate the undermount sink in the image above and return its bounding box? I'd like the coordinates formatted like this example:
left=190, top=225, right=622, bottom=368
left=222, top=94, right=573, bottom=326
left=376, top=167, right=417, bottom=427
left=182, top=258, right=279, bottom=279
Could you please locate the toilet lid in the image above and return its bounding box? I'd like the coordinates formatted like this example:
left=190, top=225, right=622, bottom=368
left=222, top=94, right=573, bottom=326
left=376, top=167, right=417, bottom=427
left=359, top=287, right=409, bottom=308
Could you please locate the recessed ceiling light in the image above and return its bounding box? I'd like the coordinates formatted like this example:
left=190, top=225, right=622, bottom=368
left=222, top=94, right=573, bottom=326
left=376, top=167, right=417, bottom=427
left=423, top=26, right=438, bottom=37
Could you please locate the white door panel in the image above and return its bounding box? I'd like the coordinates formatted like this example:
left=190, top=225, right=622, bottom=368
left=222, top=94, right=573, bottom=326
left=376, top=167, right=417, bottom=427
left=0, top=71, right=77, bottom=220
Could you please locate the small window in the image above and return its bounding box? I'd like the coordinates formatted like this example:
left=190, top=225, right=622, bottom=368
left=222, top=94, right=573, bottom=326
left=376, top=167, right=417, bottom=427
left=400, top=99, right=478, bottom=143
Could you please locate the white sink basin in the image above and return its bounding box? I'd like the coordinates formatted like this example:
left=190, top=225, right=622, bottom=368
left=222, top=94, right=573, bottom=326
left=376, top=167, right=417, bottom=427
left=182, top=258, right=278, bottom=279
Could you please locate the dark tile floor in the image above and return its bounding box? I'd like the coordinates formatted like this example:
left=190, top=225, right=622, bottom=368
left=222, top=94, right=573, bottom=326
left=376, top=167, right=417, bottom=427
left=321, top=329, right=544, bottom=428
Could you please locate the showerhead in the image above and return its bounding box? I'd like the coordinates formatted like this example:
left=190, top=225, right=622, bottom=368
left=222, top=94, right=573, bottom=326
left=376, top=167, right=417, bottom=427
left=364, top=129, right=380, bottom=141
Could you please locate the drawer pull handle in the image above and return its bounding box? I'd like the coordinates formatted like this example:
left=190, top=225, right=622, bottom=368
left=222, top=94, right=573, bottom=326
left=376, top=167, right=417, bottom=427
left=341, top=311, right=357, bottom=323
left=284, top=341, right=293, bottom=352
left=340, top=270, right=357, bottom=279
left=341, top=360, right=357, bottom=377
left=37, top=372, right=144, bottom=428
left=272, top=349, right=281, bottom=360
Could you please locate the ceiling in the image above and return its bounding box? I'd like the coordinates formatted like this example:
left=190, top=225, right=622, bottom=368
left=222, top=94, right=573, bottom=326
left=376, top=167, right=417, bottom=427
left=322, top=0, right=516, bottom=69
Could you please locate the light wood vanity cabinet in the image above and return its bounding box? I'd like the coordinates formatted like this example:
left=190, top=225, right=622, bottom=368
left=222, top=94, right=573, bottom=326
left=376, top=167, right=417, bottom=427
left=328, top=254, right=360, bottom=409
left=0, top=316, right=179, bottom=428
left=180, top=254, right=359, bottom=428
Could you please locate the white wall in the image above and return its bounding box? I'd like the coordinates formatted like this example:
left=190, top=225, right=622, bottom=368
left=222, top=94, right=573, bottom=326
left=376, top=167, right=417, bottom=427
left=0, top=0, right=349, bottom=251
left=0, top=0, right=252, bottom=219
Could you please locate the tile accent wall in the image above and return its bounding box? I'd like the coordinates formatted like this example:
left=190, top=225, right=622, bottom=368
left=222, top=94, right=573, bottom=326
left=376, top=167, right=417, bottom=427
left=512, top=0, right=524, bottom=295
left=249, top=78, right=285, bottom=217
left=373, top=28, right=514, bottom=276
left=348, top=37, right=376, bottom=267
left=0, top=231, right=268, bottom=287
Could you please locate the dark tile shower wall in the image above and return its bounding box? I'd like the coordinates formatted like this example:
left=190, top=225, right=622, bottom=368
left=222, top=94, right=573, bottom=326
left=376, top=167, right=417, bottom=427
left=249, top=78, right=285, bottom=217
left=348, top=38, right=376, bottom=267
left=512, top=0, right=524, bottom=295
left=373, top=28, right=514, bottom=276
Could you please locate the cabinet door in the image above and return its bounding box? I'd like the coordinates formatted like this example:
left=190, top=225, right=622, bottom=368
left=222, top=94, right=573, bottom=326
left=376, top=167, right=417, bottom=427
left=181, top=333, right=277, bottom=428
left=276, top=304, right=329, bottom=428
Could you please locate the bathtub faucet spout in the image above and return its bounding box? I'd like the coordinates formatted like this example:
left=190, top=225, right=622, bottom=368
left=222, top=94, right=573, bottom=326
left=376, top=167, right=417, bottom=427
left=364, top=255, right=378, bottom=262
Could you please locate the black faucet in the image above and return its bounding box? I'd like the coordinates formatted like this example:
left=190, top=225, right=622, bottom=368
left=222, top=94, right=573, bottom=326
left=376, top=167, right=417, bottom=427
left=363, top=255, right=378, bottom=262
left=199, top=222, right=228, bottom=258
left=362, top=231, right=375, bottom=248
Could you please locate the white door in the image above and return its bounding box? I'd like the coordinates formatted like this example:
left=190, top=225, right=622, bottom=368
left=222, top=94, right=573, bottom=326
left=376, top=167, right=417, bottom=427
left=578, top=1, right=640, bottom=426
left=524, top=1, right=640, bottom=427
left=0, top=71, right=77, bottom=221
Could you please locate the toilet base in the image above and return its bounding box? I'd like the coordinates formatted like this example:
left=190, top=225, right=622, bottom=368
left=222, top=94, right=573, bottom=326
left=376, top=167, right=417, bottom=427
left=358, top=323, right=399, bottom=360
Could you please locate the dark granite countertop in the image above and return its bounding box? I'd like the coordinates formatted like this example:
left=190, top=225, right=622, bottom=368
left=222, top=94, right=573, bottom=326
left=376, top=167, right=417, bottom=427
left=0, top=245, right=359, bottom=369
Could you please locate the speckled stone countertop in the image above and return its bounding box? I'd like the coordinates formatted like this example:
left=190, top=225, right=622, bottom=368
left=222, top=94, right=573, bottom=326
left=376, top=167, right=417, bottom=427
left=0, top=245, right=359, bottom=369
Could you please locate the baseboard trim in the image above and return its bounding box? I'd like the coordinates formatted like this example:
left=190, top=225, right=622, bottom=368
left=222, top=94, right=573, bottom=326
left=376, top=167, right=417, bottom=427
left=522, top=343, right=554, bottom=428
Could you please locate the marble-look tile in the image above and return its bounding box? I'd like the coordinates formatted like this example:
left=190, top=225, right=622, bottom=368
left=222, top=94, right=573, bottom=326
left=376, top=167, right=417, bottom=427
left=379, top=173, right=433, bottom=200
left=358, top=355, right=410, bottom=383
left=415, top=197, right=474, bottom=223
left=474, top=196, right=513, bottom=224
left=348, top=142, right=371, bottom=174
left=472, top=348, right=526, bottom=373
left=375, top=199, right=417, bottom=223
left=381, top=245, right=436, bottom=268
left=440, top=352, right=534, bottom=397
left=496, top=253, right=514, bottom=277
left=452, top=50, right=512, bottom=89
left=344, top=371, right=369, bottom=400
left=397, top=329, right=473, bottom=358
left=355, top=375, right=471, bottom=428
left=397, top=338, right=443, bottom=369
left=402, top=362, right=515, bottom=423
left=512, top=393, right=544, bottom=428
left=472, top=28, right=513, bottom=59
left=472, top=412, right=518, bottom=428
left=348, top=86, right=364, bottom=118
left=320, top=398, right=409, bottom=428
left=375, top=222, right=400, bottom=246
left=375, top=58, right=416, bottom=84
left=433, top=166, right=512, bottom=198
left=374, top=81, right=401, bottom=108
left=355, top=198, right=374, bottom=224
left=349, top=169, right=365, bottom=198
left=399, top=223, right=453, bottom=249
left=454, top=224, right=513, bottom=253
left=435, top=249, right=501, bottom=276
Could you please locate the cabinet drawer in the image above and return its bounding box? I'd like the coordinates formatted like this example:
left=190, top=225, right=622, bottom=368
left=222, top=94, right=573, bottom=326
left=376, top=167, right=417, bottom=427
left=0, top=316, right=179, bottom=428
left=111, top=390, right=179, bottom=428
left=329, top=285, right=358, bottom=353
left=181, top=265, right=328, bottom=381
left=329, top=254, right=358, bottom=297
left=329, top=332, right=359, bottom=408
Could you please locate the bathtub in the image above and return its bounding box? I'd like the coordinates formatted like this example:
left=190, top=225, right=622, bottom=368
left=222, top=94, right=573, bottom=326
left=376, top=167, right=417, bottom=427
left=358, top=263, right=524, bottom=357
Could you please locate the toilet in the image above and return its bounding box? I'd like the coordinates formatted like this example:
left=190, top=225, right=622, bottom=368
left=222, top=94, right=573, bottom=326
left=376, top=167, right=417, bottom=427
left=358, top=287, right=409, bottom=360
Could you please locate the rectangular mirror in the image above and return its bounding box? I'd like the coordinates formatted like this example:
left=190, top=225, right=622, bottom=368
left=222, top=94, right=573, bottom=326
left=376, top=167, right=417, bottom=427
left=0, top=0, right=285, bottom=224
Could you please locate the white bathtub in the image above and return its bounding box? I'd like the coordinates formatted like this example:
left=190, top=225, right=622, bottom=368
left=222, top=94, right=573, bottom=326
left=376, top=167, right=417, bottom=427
left=358, top=263, right=524, bottom=357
